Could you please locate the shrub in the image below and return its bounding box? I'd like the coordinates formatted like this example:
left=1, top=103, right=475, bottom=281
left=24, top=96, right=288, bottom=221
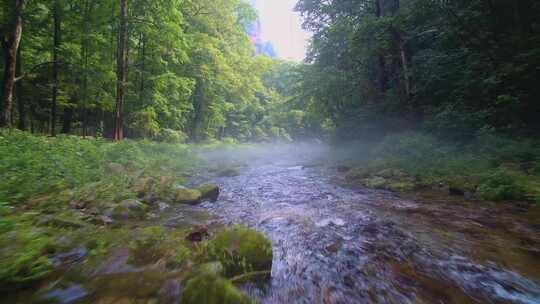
left=156, top=128, right=188, bottom=144
left=477, top=169, right=524, bottom=201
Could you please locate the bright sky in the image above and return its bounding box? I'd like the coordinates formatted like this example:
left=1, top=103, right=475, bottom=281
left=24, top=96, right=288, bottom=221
left=251, top=0, right=311, bottom=62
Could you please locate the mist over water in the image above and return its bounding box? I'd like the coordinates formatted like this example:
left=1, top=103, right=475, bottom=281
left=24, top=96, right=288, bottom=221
left=192, top=142, right=540, bottom=304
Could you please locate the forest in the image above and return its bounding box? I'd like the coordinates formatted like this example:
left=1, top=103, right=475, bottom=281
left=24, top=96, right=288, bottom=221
left=1, top=0, right=540, bottom=303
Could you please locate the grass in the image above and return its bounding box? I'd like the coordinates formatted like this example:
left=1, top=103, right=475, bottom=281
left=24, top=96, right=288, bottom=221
left=340, top=131, right=540, bottom=202
left=0, top=130, right=201, bottom=286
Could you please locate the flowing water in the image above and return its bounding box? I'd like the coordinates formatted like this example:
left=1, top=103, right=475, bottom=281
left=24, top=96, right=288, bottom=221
left=4, top=143, right=540, bottom=304
left=196, top=143, right=540, bottom=304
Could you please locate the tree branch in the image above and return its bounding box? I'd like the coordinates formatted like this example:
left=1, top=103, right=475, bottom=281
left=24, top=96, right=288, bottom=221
left=14, top=60, right=63, bottom=82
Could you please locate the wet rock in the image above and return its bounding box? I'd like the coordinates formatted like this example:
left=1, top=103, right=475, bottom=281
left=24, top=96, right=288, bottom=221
left=216, top=167, right=240, bottom=177
left=174, top=188, right=202, bottom=205
left=51, top=248, right=88, bottom=267
left=449, top=187, right=465, bottom=196
left=209, top=226, right=272, bottom=277
left=42, top=284, right=88, bottom=304
left=336, top=165, right=351, bottom=173
left=112, top=199, right=148, bottom=220
left=158, top=202, right=170, bottom=211
left=198, top=184, right=220, bottom=202
left=181, top=274, right=251, bottom=304
left=185, top=225, right=209, bottom=242
left=325, top=240, right=342, bottom=253
left=158, top=279, right=182, bottom=304
left=316, top=218, right=345, bottom=227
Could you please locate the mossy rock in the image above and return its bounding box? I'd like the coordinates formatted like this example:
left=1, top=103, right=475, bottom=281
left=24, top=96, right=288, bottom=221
left=216, top=167, right=240, bottom=177
left=209, top=226, right=272, bottom=277
left=181, top=274, right=252, bottom=304
left=196, top=261, right=224, bottom=276
left=198, top=184, right=220, bottom=202
left=362, top=177, right=388, bottom=189
left=386, top=180, right=416, bottom=192
left=174, top=188, right=202, bottom=205
left=132, top=177, right=156, bottom=197
left=112, top=199, right=148, bottom=220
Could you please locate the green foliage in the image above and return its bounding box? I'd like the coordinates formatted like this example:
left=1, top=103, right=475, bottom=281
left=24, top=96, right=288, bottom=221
left=343, top=132, right=540, bottom=201
left=478, top=169, right=525, bottom=201
left=0, top=131, right=196, bottom=206
left=156, top=128, right=188, bottom=144
left=295, top=0, right=540, bottom=139
left=0, top=225, right=53, bottom=285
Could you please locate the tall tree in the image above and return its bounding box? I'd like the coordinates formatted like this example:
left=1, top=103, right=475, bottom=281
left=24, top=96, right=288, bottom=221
left=114, top=0, right=129, bottom=140
left=51, top=0, right=61, bottom=136
left=1, top=0, right=26, bottom=128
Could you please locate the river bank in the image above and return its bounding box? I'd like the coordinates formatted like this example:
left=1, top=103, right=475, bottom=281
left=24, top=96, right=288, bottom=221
left=1, top=131, right=539, bottom=303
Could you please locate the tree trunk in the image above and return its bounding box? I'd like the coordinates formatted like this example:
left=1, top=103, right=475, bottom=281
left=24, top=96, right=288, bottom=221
left=138, top=33, right=145, bottom=105
left=191, top=78, right=205, bottom=142
left=51, top=1, right=61, bottom=136
left=1, top=0, right=26, bottom=128
left=16, top=46, right=25, bottom=130
left=61, top=102, right=73, bottom=133
left=114, top=0, right=129, bottom=141
left=374, top=0, right=387, bottom=95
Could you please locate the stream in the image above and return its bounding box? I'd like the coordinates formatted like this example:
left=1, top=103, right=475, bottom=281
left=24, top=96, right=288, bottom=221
left=195, top=143, right=540, bottom=304
left=4, top=143, right=540, bottom=304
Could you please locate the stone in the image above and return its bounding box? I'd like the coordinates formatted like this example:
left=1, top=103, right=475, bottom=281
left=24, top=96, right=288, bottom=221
left=209, top=226, right=272, bottom=277
left=198, top=184, right=220, bottom=202
left=181, top=274, right=250, bottom=304
left=158, top=279, right=182, bottom=304
left=174, top=188, right=202, bottom=205
left=112, top=199, right=148, bottom=220
left=185, top=225, right=209, bottom=242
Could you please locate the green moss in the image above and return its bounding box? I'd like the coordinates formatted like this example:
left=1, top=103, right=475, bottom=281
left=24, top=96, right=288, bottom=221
left=386, top=180, right=416, bottom=192
left=181, top=274, right=252, bottom=304
left=198, top=184, right=220, bottom=202
left=128, top=226, right=192, bottom=266
left=208, top=225, right=272, bottom=277
left=174, top=188, right=202, bottom=204
left=362, top=177, right=388, bottom=189
left=111, top=199, right=148, bottom=220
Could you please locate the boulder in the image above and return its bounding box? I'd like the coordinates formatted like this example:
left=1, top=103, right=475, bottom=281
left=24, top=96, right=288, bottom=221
left=112, top=199, right=148, bottom=220
left=158, top=279, right=182, bottom=304
left=132, top=177, right=156, bottom=198
left=209, top=226, right=272, bottom=277
left=198, top=184, right=220, bottom=202
left=174, top=188, right=202, bottom=205
left=181, top=274, right=250, bottom=304
left=216, top=167, right=240, bottom=177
